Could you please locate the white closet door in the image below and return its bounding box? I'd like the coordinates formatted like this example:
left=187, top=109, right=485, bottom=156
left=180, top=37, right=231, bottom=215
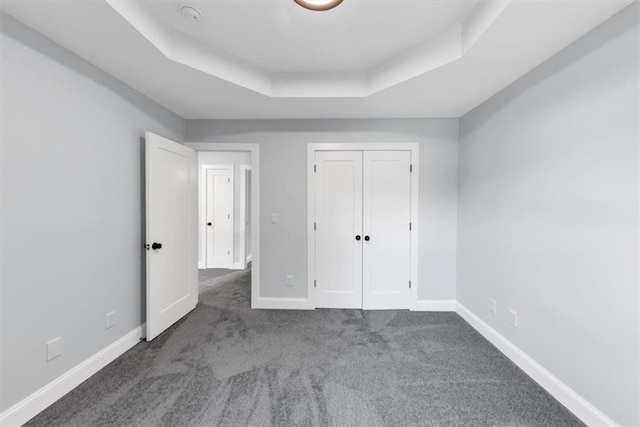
left=362, top=151, right=412, bottom=310
left=205, top=167, right=233, bottom=268
left=314, top=151, right=363, bottom=309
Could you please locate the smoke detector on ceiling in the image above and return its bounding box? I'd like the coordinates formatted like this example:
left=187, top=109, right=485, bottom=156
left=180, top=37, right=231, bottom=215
left=181, top=6, right=202, bottom=24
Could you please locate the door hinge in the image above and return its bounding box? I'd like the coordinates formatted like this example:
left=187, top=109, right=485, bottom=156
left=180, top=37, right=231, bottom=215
left=314, top=164, right=317, bottom=173
left=410, top=164, right=413, bottom=173
left=228, top=250, right=230, bottom=255
left=409, top=222, right=412, bottom=231
left=314, top=222, right=317, bottom=231
left=228, top=178, right=230, bottom=183
left=314, top=279, right=317, bottom=288
left=409, top=280, right=412, bottom=289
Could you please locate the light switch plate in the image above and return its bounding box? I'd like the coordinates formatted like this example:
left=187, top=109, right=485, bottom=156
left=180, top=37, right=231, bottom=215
left=46, top=337, right=62, bottom=362
left=489, top=298, right=496, bottom=314
left=509, top=310, right=518, bottom=328
left=105, top=311, right=115, bottom=330
left=271, top=213, right=279, bottom=224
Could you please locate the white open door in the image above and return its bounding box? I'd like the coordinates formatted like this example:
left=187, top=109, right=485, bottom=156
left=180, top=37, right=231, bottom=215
left=145, top=132, right=197, bottom=341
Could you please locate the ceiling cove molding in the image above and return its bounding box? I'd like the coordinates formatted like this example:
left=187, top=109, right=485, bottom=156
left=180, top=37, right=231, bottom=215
left=462, top=0, right=511, bottom=53
left=105, top=0, right=272, bottom=95
left=105, top=0, right=512, bottom=99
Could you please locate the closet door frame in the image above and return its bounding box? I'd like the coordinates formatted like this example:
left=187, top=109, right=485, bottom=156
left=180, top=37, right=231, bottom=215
left=307, top=143, right=420, bottom=310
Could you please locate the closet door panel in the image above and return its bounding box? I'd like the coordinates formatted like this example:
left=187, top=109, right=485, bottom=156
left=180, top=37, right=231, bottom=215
left=363, top=151, right=411, bottom=310
left=314, top=151, right=363, bottom=309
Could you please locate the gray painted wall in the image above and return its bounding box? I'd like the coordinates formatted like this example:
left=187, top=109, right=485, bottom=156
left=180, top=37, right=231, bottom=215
left=197, top=152, right=251, bottom=266
left=458, top=4, right=639, bottom=425
left=186, top=119, right=459, bottom=300
left=0, top=14, right=186, bottom=411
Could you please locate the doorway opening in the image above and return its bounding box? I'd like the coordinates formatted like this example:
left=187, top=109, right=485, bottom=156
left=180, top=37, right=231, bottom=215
left=197, top=152, right=252, bottom=298
left=187, top=143, right=260, bottom=309
left=198, top=152, right=251, bottom=270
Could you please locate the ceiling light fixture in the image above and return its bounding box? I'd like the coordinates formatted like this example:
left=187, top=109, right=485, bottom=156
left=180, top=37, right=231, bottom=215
left=294, top=0, right=343, bottom=12
left=180, top=6, right=202, bottom=24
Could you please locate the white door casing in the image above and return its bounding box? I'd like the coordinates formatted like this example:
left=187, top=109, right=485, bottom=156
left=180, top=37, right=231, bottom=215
left=246, top=170, right=251, bottom=262
left=240, top=165, right=252, bottom=268
left=362, top=151, right=412, bottom=309
left=205, top=166, right=233, bottom=268
left=145, top=132, right=197, bottom=341
left=314, top=151, right=363, bottom=309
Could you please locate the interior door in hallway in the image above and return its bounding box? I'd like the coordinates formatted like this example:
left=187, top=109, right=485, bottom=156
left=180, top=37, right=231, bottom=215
left=314, top=151, right=363, bottom=309
left=362, top=151, right=412, bottom=309
left=145, top=132, right=197, bottom=341
left=205, top=166, right=233, bottom=268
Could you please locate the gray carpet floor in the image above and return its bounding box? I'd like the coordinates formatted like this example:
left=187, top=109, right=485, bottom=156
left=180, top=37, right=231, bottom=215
left=198, top=267, right=250, bottom=294
left=27, top=269, right=583, bottom=426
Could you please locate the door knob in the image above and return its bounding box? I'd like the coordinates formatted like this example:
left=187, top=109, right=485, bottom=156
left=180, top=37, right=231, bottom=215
left=151, top=242, right=163, bottom=250
left=207, top=222, right=212, bottom=226
left=355, top=235, right=361, bottom=241
left=364, top=236, right=370, bottom=241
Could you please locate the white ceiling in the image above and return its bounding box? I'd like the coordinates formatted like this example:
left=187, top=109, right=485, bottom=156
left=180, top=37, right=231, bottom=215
left=143, top=1, right=478, bottom=74
left=0, top=0, right=633, bottom=119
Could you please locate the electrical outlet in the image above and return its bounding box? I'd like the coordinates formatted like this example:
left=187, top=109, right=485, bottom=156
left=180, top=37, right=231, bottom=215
left=46, top=337, right=62, bottom=362
left=488, top=298, right=496, bottom=314
left=509, top=309, right=518, bottom=328
left=271, top=213, right=279, bottom=224
left=105, top=311, right=115, bottom=330
left=286, top=275, right=294, bottom=287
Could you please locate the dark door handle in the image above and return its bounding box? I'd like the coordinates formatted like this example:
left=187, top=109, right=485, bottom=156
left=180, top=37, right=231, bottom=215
left=364, top=236, right=370, bottom=241
left=151, top=242, right=163, bottom=250
left=207, top=222, right=212, bottom=226
left=355, top=235, right=361, bottom=241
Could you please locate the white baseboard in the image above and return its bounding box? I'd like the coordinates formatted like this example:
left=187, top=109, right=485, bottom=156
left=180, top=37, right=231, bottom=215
left=412, top=299, right=457, bottom=312
left=0, top=324, right=145, bottom=427
left=246, top=254, right=252, bottom=263
left=252, top=297, right=312, bottom=310
left=198, top=261, right=205, bottom=269
left=230, top=262, right=245, bottom=270
left=455, top=303, right=617, bottom=427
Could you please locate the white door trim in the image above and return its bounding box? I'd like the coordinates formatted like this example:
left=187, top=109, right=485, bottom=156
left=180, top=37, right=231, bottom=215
left=186, top=143, right=261, bottom=309
left=307, top=143, right=419, bottom=310
left=239, top=165, right=252, bottom=269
